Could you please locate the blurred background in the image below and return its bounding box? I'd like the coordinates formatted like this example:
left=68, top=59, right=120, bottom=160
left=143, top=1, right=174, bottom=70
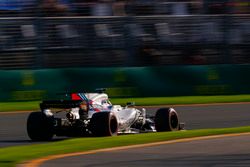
left=0, top=0, right=250, bottom=101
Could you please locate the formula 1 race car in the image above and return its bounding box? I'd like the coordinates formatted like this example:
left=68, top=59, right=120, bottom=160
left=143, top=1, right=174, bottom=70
left=27, top=89, right=184, bottom=141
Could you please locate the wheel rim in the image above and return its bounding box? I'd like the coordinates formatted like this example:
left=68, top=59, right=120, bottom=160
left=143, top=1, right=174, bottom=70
left=170, top=112, right=179, bottom=129
left=110, top=115, right=118, bottom=135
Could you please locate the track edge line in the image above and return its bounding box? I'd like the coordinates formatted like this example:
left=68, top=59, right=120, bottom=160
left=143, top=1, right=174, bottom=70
left=19, top=132, right=250, bottom=167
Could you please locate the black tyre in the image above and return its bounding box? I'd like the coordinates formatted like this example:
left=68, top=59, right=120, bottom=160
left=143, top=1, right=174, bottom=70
left=90, top=112, right=118, bottom=137
left=27, top=111, right=54, bottom=141
left=155, top=108, right=179, bottom=132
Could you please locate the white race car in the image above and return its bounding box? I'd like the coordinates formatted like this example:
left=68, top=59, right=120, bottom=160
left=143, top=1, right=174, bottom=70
left=27, top=89, right=184, bottom=141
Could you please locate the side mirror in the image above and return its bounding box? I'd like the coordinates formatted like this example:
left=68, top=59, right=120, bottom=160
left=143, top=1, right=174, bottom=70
left=126, top=102, right=135, bottom=107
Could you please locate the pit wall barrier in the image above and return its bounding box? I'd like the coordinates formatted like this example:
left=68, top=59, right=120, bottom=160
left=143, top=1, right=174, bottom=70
left=0, top=64, right=250, bottom=101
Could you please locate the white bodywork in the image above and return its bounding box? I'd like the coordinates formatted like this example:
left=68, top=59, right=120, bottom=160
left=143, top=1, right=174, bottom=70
left=28, top=91, right=181, bottom=141
left=86, top=93, right=146, bottom=132
left=43, top=92, right=149, bottom=133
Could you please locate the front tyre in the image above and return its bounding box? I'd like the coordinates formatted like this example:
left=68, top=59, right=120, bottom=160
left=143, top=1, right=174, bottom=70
left=155, top=108, right=179, bottom=132
left=90, top=112, right=118, bottom=137
left=27, top=111, right=54, bottom=141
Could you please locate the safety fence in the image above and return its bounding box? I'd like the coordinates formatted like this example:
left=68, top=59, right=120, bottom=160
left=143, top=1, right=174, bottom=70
left=0, top=64, right=250, bottom=101
left=0, top=15, right=250, bottom=69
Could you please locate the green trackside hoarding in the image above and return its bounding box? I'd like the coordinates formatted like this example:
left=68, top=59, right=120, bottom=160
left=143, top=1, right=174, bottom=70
left=0, top=65, right=250, bottom=102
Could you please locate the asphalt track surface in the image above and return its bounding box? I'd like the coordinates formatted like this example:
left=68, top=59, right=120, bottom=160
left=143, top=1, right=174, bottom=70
left=40, top=134, right=250, bottom=167
left=1, top=103, right=250, bottom=148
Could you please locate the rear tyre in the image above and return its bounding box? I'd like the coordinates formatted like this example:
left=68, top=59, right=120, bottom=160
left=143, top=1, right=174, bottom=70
left=90, top=112, right=118, bottom=136
left=155, top=108, right=179, bottom=132
left=27, top=111, right=54, bottom=141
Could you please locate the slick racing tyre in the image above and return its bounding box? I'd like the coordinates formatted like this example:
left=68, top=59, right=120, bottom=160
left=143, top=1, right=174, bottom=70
left=155, top=108, right=179, bottom=132
left=90, top=112, right=118, bottom=136
left=27, top=111, right=54, bottom=141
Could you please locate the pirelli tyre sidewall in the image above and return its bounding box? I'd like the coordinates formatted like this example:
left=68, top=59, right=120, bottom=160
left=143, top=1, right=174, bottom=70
left=27, top=111, right=54, bottom=141
left=90, top=112, right=118, bottom=137
left=155, top=108, right=179, bottom=132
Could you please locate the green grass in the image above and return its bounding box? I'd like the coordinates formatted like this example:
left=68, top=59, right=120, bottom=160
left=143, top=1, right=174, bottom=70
left=1, top=95, right=249, bottom=166
left=111, top=94, right=250, bottom=106
left=0, top=101, right=40, bottom=112
left=0, top=126, right=250, bottom=167
left=1, top=94, right=250, bottom=112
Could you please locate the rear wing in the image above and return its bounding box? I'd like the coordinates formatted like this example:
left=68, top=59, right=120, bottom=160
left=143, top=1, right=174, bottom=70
left=40, top=90, right=105, bottom=110
left=40, top=100, right=83, bottom=110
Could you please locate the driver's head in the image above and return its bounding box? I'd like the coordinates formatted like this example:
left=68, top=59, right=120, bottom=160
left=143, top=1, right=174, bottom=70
left=79, top=101, right=88, bottom=112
